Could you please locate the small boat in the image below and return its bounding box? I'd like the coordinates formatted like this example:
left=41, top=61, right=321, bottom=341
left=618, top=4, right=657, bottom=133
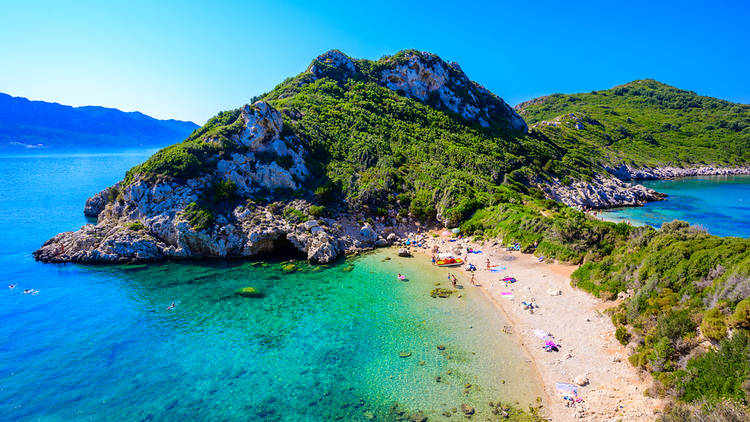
left=436, top=257, right=464, bottom=267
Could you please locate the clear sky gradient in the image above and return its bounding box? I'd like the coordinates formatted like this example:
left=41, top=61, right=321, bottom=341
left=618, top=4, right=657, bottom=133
left=2, top=0, right=748, bottom=124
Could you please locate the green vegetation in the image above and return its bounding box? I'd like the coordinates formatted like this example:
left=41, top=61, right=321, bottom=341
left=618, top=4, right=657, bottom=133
left=308, top=205, right=326, bottom=217
left=182, top=202, right=214, bottom=231
left=126, top=221, right=145, bottom=232
left=677, top=332, right=750, bottom=403
left=518, top=79, right=750, bottom=167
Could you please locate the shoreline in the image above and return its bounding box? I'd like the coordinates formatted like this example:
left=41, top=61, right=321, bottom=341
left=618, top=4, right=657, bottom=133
left=409, top=235, right=663, bottom=421
left=540, top=165, right=750, bottom=211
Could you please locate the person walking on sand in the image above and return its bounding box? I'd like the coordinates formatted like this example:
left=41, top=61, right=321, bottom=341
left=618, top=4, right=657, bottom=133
left=451, top=274, right=457, bottom=288
left=486, top=258, right=491, bottom=271
left=471, top=273, right=477, bottom=286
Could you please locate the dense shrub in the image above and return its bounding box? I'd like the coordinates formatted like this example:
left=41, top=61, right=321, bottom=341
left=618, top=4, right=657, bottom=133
left=615, top=326, right=631, bottom=345
left=701, top=308, right=728, bottom=341
left=677, top=332, right=750, bottom=403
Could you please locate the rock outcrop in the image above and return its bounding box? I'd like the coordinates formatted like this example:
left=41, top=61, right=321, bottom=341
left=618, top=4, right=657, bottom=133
left=539, top=174, right=666, bottom=209
left=308, top=50, right=527, bottom=131
left=538, top=165, right=750, bottom=209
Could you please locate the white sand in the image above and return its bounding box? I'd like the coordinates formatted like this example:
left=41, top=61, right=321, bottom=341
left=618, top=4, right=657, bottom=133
left=413, top=234, right=663, bottom=421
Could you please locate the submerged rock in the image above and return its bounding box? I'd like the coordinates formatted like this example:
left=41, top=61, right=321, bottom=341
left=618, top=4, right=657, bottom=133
left=235, top=287, right=264, bottom=298
left=430, top=288, right=456, bottom=298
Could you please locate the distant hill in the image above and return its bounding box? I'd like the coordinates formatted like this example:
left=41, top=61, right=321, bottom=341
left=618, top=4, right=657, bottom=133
left=0, top=93, right=199, bottom=152
left=515, top=79, right=750, bottom=167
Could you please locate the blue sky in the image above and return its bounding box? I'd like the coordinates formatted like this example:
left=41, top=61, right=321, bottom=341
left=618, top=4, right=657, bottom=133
left=1, top=0, right=749, bottom=124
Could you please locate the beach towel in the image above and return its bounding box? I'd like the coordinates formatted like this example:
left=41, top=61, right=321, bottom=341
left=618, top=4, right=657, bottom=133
left=555, top=383, right=578, bottom=395
left=533, top=329, right=552, bottom=340
left=500, top=292, right=513, bottom=295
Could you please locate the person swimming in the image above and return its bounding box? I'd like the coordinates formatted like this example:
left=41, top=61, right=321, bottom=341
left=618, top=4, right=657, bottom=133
left=9, top=284, right=16, bottom=289
left=23, top=289, right=33, bottom=294
left=166, top=302, right=175, bottom=310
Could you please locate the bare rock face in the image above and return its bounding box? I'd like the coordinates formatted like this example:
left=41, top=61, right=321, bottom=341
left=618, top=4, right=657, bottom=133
left=83, top=186, right=111, bottom=217
left=378, top=51, right=527, bottom=131
left=218, top=101, right=308, bottom=195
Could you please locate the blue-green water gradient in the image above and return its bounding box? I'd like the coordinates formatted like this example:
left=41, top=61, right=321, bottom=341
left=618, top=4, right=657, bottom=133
left=599, top=175, right=750, bottom=238
left=0, top=152, right=540, bottom=421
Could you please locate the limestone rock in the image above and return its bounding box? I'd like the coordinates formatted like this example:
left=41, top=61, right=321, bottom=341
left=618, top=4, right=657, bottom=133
left=84, top=186, right=112, bottom=218
left=574, top=375, right=589, bottom=386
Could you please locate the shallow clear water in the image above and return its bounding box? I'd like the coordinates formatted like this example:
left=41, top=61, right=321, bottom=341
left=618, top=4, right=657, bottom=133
left=599, top=175, right=750, bottom=238
left=0, top=152, right=541, bottom=421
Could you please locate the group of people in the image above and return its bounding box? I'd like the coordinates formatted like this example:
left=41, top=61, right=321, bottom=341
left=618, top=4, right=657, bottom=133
left=8, top=284, right=38, bottom=295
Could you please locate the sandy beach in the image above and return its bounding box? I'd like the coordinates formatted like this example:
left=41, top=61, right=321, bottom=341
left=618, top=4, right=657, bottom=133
left=411, top=233, right=663, bottom=421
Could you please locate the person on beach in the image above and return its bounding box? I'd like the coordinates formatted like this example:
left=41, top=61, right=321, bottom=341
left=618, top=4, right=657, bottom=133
left=431, top=255, right=436, bottom=265
left=470, top=273, right=477, bottom=286
left=486, top=259, right=491, bottom=270
left=451, top=275, right=457, bottom=288
left=166, top=302, right=175, bottom=310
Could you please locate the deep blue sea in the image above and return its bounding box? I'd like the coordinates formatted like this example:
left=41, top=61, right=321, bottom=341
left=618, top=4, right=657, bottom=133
left=599, top=175, right=750, bottom=238
left=0, top=152, right=541, bottom=421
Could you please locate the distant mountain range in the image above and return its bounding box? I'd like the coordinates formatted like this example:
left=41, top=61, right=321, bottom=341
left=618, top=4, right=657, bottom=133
left=0, top=93, right=199, bottom=152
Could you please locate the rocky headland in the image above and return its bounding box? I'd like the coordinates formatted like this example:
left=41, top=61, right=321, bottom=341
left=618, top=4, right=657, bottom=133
left=34, top=99, right=418, bottom=264
left=538, top=165, right=750, bottom=209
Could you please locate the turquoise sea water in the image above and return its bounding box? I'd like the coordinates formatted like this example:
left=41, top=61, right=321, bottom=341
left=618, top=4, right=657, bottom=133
left=0, top=152, right=541, bottom=421
left=599, top=175, right=750, bottom=238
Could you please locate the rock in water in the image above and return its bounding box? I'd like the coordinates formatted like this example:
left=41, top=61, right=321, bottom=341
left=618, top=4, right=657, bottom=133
left=235, top=287, right=264, bottom=298
left=460, top=404, right=475, bottom=415
left=398, top=248, right=412, bottom=257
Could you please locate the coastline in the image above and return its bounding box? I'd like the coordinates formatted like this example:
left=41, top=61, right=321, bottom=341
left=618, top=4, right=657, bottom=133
left=540, top=165, right=750, bottom=211
left=409, top=235, right=663, bottom=421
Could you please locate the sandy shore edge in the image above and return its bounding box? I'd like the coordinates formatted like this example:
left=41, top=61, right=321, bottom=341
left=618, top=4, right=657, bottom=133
left=409, top=234, right=663, bottom=421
